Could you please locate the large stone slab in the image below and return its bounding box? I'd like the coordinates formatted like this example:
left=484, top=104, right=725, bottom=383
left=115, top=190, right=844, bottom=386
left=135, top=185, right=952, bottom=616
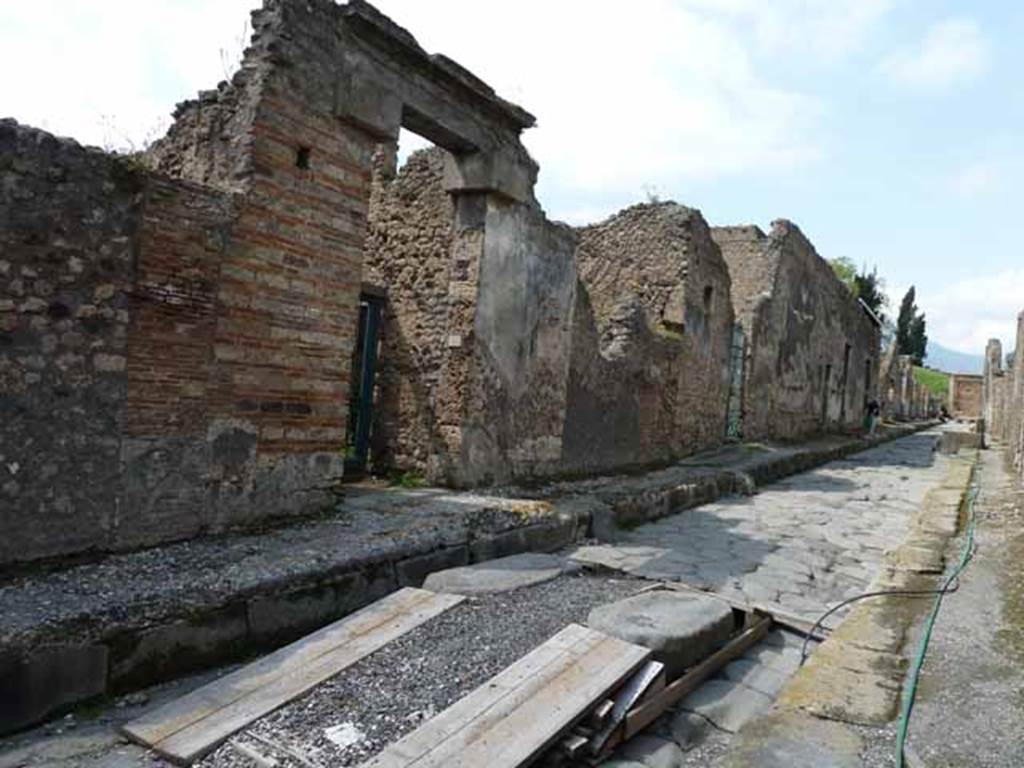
left=602, top=735, right=683, bottom=768
left=721, top=710, right=863, bottom=768
left=586, top=591, right=734, bottom=677
left=422, top=553, right=571, bottom=594
left=678, top=678, right=773, bottom=733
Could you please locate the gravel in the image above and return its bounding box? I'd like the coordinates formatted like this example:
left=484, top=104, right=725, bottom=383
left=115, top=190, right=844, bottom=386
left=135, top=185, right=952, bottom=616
left=197, top=573, right=649, bottom=768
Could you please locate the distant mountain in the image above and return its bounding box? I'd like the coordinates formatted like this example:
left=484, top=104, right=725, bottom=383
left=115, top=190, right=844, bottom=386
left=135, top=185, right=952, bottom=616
left=924, top=341, right=985, bottom=375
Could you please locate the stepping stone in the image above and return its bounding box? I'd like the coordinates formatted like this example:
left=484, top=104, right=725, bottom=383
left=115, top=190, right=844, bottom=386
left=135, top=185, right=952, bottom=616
left=678, top=678, right=773, bottom=733
left=422, top=553, right=572, bottom=594
left=587, top=591, right=734, bottom=677
left=602, top=735, right=683, bottom=768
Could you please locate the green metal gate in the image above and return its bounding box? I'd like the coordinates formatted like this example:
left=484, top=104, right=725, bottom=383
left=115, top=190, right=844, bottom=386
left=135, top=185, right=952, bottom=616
left=344, top=294, right=384, bottom=474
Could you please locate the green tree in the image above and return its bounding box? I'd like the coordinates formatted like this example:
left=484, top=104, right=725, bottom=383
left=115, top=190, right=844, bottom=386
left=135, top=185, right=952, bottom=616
left=909, top=314, right=928, bottom=365
left=829, top=257, right=858, bottom=294
left=896, top=286, right=917, bottom=356
left=896, top=286, right=928, bottom=364
left=853, top=266, right=888, bottom=325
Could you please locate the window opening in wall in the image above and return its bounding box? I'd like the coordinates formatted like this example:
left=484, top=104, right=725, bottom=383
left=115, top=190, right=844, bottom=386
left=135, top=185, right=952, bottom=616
left=296, top=146, right=311, bottom=169
left=703, top=285, right=714, bottom=312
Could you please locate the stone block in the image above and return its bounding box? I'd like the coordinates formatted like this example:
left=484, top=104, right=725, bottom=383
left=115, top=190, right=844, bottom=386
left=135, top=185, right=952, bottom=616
left=247, top=583, right=342, bottom=646
left=603, top=735, right=684, bottom=768
left=395, top=545, right=469, bottom=587
left=678, top=678, right=773, bottom=733
left=587, top=591, right=735, bottom=678
left=423, top=553, right=570, bottom=594
left=721, top=710, right=862, bottom=768
left=0, top=644, right=109, bottom=735
left=107, top=605, right=248, bottom=692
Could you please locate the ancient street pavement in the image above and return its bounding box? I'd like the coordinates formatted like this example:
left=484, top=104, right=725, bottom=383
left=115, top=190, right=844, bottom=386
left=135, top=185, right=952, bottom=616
left=572, top=431, right=947, bottom=622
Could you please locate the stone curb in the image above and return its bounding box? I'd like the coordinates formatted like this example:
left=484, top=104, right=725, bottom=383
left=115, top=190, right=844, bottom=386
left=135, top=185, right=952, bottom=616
left=570, top=422, right=933, bottom=534
left=0, top=423, right=932, bottom=736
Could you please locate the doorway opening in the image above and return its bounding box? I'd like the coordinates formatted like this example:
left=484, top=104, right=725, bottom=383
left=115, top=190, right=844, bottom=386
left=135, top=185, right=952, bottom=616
left=344, top=291, right=385, bottom=475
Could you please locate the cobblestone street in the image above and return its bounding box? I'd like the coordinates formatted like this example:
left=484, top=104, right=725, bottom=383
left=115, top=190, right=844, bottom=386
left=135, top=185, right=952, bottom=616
left=571, top=431, right=947, bottom=623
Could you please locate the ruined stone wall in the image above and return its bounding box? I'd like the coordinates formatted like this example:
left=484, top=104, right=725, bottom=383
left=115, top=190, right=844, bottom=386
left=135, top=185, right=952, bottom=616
left=713, top=221, right=880, bottom=440
left=0, top=119, right=343, bottom=566
left=710, top=226, right=778, bottom=332
left=365, top=159, right=735, bottom=483
left=987, top=313, right=1024, bottom=479
left=565, top=204, right=733, bottom=470
left=0, top=122, right=140, bottom=564
left=365, top=148, right=578, bottom=486
left=948, top=374, right=983, bottom=419
left=1014, top=314, right=1024, bottom=479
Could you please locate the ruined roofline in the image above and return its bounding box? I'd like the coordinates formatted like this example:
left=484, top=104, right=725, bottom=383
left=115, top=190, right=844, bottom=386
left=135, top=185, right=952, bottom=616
left=709, top=224, right=767, bottom=242
left=339, top=0, right=535, bottom=132
left=0, top=117, right=118, bottom=162
left=769, top=218, right=870, bottom=313
left=575, top=200, right=700, bottom=232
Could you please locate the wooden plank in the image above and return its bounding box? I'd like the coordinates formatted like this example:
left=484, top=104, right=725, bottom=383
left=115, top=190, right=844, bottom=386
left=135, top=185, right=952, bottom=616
left=587, top=660, right=664, bottom=756
left=123, top=587, right=464, bottom=765
left=362, top=624, right=650, bottom=768
left=588, top=699, right=614, bottom=730
left=622, top=616, right=772, bottom=740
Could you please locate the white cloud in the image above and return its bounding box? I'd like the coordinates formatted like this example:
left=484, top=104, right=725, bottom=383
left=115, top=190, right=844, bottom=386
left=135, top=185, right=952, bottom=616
left=0, top=0, right=830, bottom=220
left=880, top=18, right=992, bottom=89
left=0, top=0, right=254, bottom=150
left=684, top=0, right=894, bottom=60
left=919, top=269, right=1024, bottom=353
left=949, top=160, right=1002, bottom=199
left=374, top=0, right=825, bottom=218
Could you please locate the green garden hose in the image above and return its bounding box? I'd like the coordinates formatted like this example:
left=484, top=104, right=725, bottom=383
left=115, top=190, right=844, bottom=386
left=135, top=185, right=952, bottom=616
left=895, top=461, right=981, bottom=768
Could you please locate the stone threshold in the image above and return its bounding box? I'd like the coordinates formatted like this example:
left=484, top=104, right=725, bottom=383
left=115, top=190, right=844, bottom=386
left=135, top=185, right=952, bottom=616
left=0, top=422, right=929, bottom=737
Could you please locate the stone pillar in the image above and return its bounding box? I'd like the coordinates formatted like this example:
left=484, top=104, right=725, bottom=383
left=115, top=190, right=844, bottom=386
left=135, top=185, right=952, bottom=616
left=983, top=338, right=1003, bottom=441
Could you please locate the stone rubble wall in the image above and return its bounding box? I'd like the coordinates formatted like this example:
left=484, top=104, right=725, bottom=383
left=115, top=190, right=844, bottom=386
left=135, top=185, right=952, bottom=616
left=0, top=121, right=140, bottom=563
left=1, top=0, right=887, bottom=564
left=947, top=373, right=983, bottom=419
left=366, top=155, right=734, bottom=484
left=567, top=203, right=734, bottom=472
left=712, top=221, right=881, bottom=440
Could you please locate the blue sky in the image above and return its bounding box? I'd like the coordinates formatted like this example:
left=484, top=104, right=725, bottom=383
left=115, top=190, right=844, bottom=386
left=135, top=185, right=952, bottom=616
left=1, top=1, right=1020, bottom=355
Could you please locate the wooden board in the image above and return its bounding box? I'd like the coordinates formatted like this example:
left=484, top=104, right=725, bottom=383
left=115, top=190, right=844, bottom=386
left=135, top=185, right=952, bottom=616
left=623, top=615, right=772, bottom=740
left=123, top=587, right=464, bottom=765
left=587, top=659, right=664, bottom=756
left=361, top=624, right=651, bottom=768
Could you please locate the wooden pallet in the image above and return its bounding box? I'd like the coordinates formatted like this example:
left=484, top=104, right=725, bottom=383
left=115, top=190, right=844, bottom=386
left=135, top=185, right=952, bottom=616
left=123, top=587, right=464, bottom=765
left=360, top=624, right=651, bottom=768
